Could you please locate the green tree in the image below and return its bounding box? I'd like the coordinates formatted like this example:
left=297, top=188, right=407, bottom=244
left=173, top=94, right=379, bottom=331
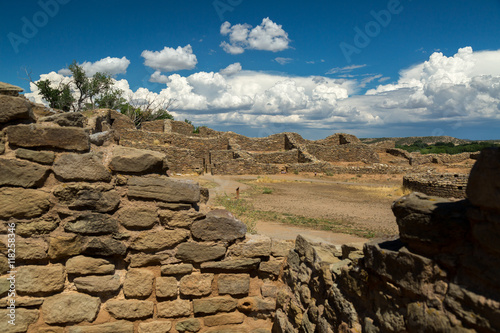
left=34, top=79, right=74, bottom=111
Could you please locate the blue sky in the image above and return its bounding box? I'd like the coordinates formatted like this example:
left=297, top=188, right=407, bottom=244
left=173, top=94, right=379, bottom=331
left=1, top=0, right=500, bottom=139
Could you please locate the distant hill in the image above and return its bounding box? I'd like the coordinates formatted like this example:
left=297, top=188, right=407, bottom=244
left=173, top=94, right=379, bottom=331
left=360, top=136, right=470, bottom=146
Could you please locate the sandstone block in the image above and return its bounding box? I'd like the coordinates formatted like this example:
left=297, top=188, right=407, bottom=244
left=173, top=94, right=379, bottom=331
left=193, top=296, right=238, bottom=315
left=65, top=213, right=118, bottom=235
left=156, top=276, right=178, bottom=298
left=138, top=321, right=172, bottom=333
left=0, top=158, right=49, bottom=188
left=238, top=297, right=276, bottom=312
left=261, top=283, right=278, bottom=298
left=110, top=146, right=167, bottom=174
left=48, top=233, right=85, bottom=260
left=53, top=153, right=111, bottom=182
left=191, top=209, right=246, bottom=242
left=83, top=237, right=127, bottom=256
left=271, top=239, right=295, bottom=257
left=176, top=318, right=201, bottom=332
left=200, top=258, right=261, bottom=271
left=467, top=148, right=500, bottom=211
left=203, top=312, right=245, bottom=327
left=0, top=278, right=9, bottom=297
left=53, top=183, right=120, bottom=213
left=116, top=206, right=158, bottom=229
left=17, top=264, right=65, bottom=295
left=106, top=300, right=154, bottom=319
left=128, top=176, right=200, bottom=203
left=127, top=249, right=177, bottom=268
left=0, top=308, right=38, bottom=333
left=0, top=188, right=51, bottom=219
left=6, top=124, right=90, bottom=151
left=130, top=229, right=189, bottom=252
left=123, top=269, right=154, bottom=298
left=157, top=299, right=192, bottom=318
left=0, top=95, right=33, bottom=123
left=67, top=321, right=134, bottom=333
left=180, top=274, right=214, bottom=297
left=176, top=242, right=226, bottom=263
left=228, top=234, right=272, bottom=258
left=161, top=263, right=193, bottom=275
left=66, top=256, right=115, bottom=275
left=259, top=258, right=284, bottom=276
left=16, top=237, right=48, bottom=261
left=0, top=254, right=8, bottom=275
left=73, top=275, right=121, bottom=294
left=392, top=192, right=469, bottom=255
left=15, top=215, right=59, bottom=236
left=15, top=148, right=55, bottom=165
left=39, top=112, right=86, bottom=127
left=218, top=274, right=250, bottom=296
left=158, top=209, right=204, bottom=228
left=42, top=293, right=100, bottom=324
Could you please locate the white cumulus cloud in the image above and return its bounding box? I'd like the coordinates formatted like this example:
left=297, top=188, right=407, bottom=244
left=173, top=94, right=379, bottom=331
left=220, top=18, right=290, bottom=54
left=141, top=45, right=198, bottom=72
left=219, top=63, right=242, bottom=76
left=58, top=56, right=130, bottom=76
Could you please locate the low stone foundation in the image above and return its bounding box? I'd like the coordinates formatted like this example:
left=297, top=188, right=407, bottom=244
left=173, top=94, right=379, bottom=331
left=403, top=173, right=468, bottom=198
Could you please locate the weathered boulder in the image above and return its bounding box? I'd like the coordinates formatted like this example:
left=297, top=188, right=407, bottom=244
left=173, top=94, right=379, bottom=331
left=6, top=124, right=90, bottom=151
left=53, top=153, right=111, bottom=182
left=53, top=183, right=120, bottom=213
left=123, top=269, right=154, bottom=298
left=66, top=256, right=115, bottom=275
left=16, top=265, right=65, bottom=295
left=0, top=158, right=49, bottom=188
left=176, top=242, right=226, bottom=263
left=392, top=192, right=469, bottom=255
left=157, top=299, right=192, bottom=318
left=191, top=209, right=246, bottom=242
left=15, top=148, right=55, bottom=165
left=42, top=293, right=100, bottom=324
left=106, top=300, right=154, bottom=319
left=73, top=275, right=121, bottom=294
left=39, top=112, right=86, bottom=127
left=128, top=176, right=200, bottom=203
left=467, top=148, right=500, bottom=211
left=179, top=273, right=214, bottom=297
left=0, top=95, right=34, bottom=123
left=0, top=187, right=51, bottom=219
left=130, top=229, right=190, bottom=252
left=109, top=146, right=167, bottom=174
left=68, top=321, right=134, bottom=333
left=116, top=206, right=158, bottom=229
left=65, top=213, right=119, bottom=235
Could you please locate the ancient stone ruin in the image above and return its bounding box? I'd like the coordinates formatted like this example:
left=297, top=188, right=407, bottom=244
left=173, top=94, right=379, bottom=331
left=0, top=94, right=498, bottom=332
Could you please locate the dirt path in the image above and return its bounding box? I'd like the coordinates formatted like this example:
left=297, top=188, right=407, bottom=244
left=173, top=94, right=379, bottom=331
left=200, top=174, right=400, bottom=244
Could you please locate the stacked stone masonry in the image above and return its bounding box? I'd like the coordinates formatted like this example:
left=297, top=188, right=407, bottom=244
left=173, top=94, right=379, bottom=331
left=0, top=96, right=293, bottom=333
left=273, top=148, right=500, bottom=333
left=403, top=173, right=469, bottom=198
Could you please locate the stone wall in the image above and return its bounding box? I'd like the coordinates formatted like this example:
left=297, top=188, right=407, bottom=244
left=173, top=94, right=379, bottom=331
left=274, top=148, right=500, bottom=333
left=165, top=120, right=195, bottom=136
left=403, top=173, right=469, bottom=198
left=226, top=133, right=287, bottom=152
left=251, top=150, right=299, bottom=164
left=306, top=144, right=380, bottom=164
left=210, top=159, right=282, bottom=175
left=0, top=96, right=290, bottom=333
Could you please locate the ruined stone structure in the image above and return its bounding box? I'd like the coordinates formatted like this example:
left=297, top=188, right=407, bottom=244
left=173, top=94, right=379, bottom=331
left=0, top=96, right=291, bottom=332
left=1, top=94, right=499, bottom=332
left=274, top=148, right=500, bottom=333
left=403, top=173, right=469, bottom=198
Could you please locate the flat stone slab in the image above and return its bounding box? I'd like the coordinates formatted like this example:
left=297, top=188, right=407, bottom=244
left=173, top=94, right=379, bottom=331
left=53, top=183, right=120, bottom=213
left=53, top=153, right=111, bottom=182
left=66, top=256, right=115, bottom=275
left=106, top=300, right=154, bottom=319
left=73, top=275, right=122, bottom=294
left=65, top=213, right=119, bottom=235
left=15, top=148, right=55, bottom=165
left=68, top=321, right=134, bottom=333
left=109, top=146, right=167, bottom=174
left=176, top=242, right=226, bottom=263
left=0, top=95, right=34, bottom=123
left=0, top=188, right=51, bottom=219
left=17, top=265, right=65, bottom=295
left=0, top=158, right=49, bottom=188
left=191, top=209, right=246, bottom=242
left=42, top=293, right=100, bottom=324
left=128, top=177, right=200, bottom=203
left=6, top=124, right=90, bottom=151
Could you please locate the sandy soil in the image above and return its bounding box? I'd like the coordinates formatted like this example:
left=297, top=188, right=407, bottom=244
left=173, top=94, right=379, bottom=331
left=199, top=174, right=402, bottom=244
